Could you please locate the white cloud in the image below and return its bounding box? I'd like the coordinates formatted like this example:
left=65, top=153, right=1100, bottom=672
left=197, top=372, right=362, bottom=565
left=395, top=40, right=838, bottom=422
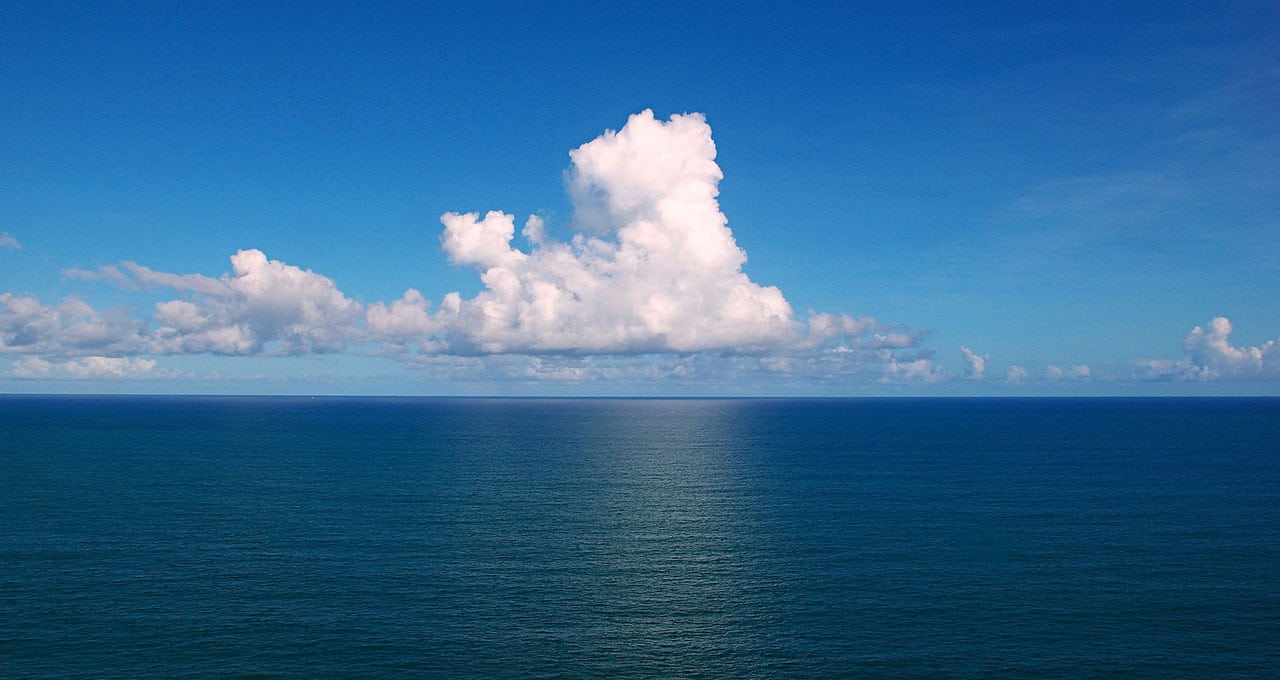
left=4, top=110, right=941, bottom=385
left=1, top=293, right=146, bottom=357
left=365, top=288, right=448, bottom=355
left=1142, top=316, right=1279, bottom=381
left=802, top=313, right=877, bottom=345
left=1000, top=362, right=1091, bottom=384
left=0, top=232, right=20, bottom=250
left=1184, top=317, right=1277, bottom=379
left=880, top=352, right=943, bottom=383
left=1006, top=364, right=1028, bottom=384
left=425, top=110, right=798, bottom=354
left=1131, top=317, right=1280, bottom=386
left=1046, top=364, right=1091, bottom=380
left=87, top=249, right=365, bottom=356
left=376, top=110, right=934, bottom=381
left=7, top=356, right=174, bottom=380
left=65, top=250, right=363, bottom=356
left=960, top=346, right=987, bottom=380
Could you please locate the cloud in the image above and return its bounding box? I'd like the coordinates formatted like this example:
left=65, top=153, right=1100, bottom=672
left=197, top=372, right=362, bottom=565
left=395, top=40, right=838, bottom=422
left=5, top=110, right=941, bottom=385
left=82, top=249, right=364, bottom=355
left=960, top=346, right=987, bottom=380
left=880, top=352, right=943, bottom=383
left=1011, top=172, right=1190, bottom=228
left=1135, top=317, right=1279, bottom=382
left=6, top=356, right=175, bottom=380
left=0, top=232, right=19, bottom=250
left=1001, top=361, right=1091, bottom=384
left=67, top=252, right=364, bottom=355
left=424, top=110, right=798, bottom=354
left=390, top=110, right=935, bottom=380
left=365, top=288, right=446, bottom=354
left=1141, top=316, right=1279, bottom=381
left=1006, top=365, right=1028, bottom=384
left=1185, top=317, right=1278, bottom=378
left=1, top=293, right=146, bottom=357
left=1046, top=364, right=1090, bottom=380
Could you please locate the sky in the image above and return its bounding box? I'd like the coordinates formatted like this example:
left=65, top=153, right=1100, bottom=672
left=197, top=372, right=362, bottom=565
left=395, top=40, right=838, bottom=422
left=1, top=1, right=1278, bottom=395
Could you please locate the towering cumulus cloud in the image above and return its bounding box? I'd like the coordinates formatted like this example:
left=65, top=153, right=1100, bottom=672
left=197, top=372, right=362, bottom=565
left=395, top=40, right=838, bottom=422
left=429, top=110, right=797, bottom=353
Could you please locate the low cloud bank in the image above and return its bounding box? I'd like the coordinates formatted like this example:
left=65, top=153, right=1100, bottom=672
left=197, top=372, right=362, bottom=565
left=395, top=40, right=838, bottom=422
left=8, top=356, right=174, bottom=380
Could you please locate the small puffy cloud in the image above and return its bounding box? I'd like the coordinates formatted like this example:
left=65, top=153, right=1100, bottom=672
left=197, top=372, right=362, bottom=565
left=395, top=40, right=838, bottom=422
left=0, top=232, right=20, bottom=250
left=1046, top=364, right=1091, bottom=380
left=7, top=356, right=174, bottom=380
left=1142, top=316, right=1279, bottom=381
left=1006, top=364, right=1028, bottom=384
left=960, top=346, right=987, bottom=380
left=1001, top=362, right=1091, bottom=384
left=880, top=352, right=942, bottom=383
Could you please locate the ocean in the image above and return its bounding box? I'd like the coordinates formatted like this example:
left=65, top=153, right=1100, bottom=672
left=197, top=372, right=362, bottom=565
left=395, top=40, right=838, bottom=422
left=2, top=396, right=1278, bottom=678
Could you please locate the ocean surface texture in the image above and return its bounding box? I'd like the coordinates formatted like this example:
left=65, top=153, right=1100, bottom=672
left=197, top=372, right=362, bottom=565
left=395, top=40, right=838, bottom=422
left=2, top=396, right=1278, bottom=678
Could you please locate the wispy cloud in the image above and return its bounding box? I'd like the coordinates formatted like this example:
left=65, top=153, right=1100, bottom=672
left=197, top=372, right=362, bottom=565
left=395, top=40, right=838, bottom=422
left=1009, top=171, right=1191, bottom=234
left=0, top=232, right=20, bottom=250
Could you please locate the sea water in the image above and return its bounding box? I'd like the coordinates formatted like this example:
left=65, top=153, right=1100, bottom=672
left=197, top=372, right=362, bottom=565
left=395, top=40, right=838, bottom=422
left=2, top=396, right=1278, bottom=678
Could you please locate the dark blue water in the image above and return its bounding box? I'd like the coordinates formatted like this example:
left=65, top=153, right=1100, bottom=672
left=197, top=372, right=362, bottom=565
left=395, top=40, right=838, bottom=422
left=2, top=397, right=1278, bottom=678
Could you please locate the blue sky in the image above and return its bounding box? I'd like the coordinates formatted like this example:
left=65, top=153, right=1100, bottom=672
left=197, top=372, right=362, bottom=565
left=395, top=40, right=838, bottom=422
left=2, top=1, right=1277, bottom=395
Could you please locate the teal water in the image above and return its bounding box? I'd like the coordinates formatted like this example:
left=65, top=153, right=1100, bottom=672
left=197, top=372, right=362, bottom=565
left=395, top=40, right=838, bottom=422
left=2, top=397, right=1278, bottom=678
